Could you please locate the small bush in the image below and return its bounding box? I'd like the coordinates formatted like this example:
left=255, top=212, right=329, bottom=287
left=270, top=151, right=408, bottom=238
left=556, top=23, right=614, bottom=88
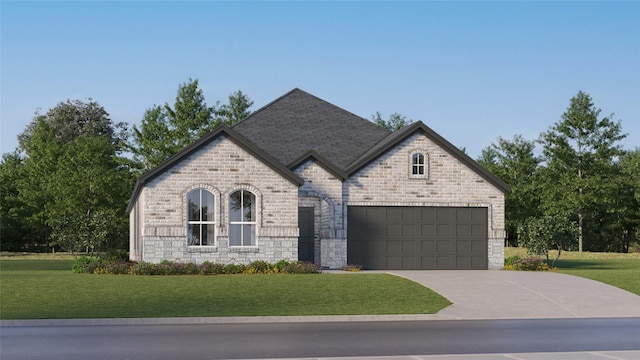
left=504, top=256, right=551, bottom=271
left=131, top=261, right=159, bottom=275
left=246, top=260, right=274, bottom=274
left=504, top=255, right=522, bottom=266
left=274, top=260, right=291, bottom=273
left=72, top=256, right=101, bottom=274
left=76, top=259, right=322, bottom=276
left=199, top=261, right=224, bottom=275
left=340, top=264, right=362, bottom=272
left=224, top=263, right=246, bottom=274
left=283, top=261, right=321, bottom=274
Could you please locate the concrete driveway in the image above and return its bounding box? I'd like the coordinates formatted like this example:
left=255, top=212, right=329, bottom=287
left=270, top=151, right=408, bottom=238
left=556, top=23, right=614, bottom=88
left=388, top=270, right=640, bottom=319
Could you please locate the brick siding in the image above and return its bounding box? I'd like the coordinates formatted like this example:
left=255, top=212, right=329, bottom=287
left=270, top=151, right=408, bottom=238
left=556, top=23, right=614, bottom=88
left=130, top=135, right=299, bottom=264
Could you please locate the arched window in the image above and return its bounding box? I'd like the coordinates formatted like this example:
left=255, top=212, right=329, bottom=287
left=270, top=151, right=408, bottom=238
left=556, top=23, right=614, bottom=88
left=412, top=153, right=425, bottom=175
left=229, top=190, right=257, bottom=246
left=187, top=189, right=215, bottom=246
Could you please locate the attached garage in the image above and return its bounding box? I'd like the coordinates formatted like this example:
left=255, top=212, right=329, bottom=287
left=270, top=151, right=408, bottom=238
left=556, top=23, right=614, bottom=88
left=347, top=206, right=488, bottom=270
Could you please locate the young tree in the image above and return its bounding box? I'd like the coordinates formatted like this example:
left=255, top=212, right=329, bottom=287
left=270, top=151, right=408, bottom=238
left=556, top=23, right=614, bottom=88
left=477, top=135, right=541, bottom=245
left=539, top=91, right=626, bottom=252
left=517, top=213, right=578, bottom=267
left=371, top=112, right=413, bottom=131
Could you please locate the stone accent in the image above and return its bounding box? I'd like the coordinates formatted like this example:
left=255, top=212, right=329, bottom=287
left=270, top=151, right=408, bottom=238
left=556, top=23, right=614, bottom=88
left=294, top=160, right=346, bottom=268
left=141, top=236, right=297, bottom=264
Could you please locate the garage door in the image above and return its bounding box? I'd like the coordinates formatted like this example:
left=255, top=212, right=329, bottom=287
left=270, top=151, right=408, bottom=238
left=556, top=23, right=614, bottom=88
left=347, top=206, right=488, bottom=270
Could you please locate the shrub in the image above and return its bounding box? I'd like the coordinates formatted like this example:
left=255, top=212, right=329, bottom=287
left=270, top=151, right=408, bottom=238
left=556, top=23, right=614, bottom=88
left=340, top=264, right=362, bottom=272
left=71, top=256, right=101, bottom=274
left=504, top=255, right=522, bottom=266
left=283, top=261, right=321, bottom=274
left=199, top=261, right=224, bottom=275
left=503, top=256, right=551, bottom=271
left=246, top=260, right=274, bottom=274
left=131, top=261, right=159, bottom=275
left=224, top=263, right=246, bottom=274
left=274, top=260, right=291, bottom=273
left=76, top=259, right=323, bottom=276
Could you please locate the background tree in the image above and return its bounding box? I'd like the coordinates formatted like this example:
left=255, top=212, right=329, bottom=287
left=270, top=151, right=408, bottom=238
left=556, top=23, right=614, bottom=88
left=595, top=149, right=640, bottom=252
left=0, top=152, right=40, bottom=251
left=372, top=112, right=413, bottom=131
left=130, top=79, right=253, bottom=171
left=477, top=135, right=541, bottom=246
left=539, top=91, right=626, bottom=252
left=15, top=100, right=133, bottom=253
left=217, top=90, right=254, bottom=126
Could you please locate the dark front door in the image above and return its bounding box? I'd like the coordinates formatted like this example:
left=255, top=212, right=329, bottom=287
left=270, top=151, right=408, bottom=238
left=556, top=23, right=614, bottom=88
left=298, top=207, right=315, bottom=263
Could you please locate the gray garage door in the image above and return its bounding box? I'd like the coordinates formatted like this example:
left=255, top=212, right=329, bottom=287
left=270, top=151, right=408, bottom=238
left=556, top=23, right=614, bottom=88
left=347, top=206, right=488, bottom=270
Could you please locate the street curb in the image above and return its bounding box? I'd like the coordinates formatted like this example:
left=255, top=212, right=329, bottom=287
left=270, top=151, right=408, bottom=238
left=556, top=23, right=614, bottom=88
left=0, top=314, right=460, bottom=327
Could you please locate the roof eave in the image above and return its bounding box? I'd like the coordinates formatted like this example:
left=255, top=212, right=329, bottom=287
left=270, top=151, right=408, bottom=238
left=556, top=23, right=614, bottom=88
left=287, top=150, right=348, bottom=181
left=126, top=125, right=303, bottom=213
left=346, top=121, right=511, bottom=193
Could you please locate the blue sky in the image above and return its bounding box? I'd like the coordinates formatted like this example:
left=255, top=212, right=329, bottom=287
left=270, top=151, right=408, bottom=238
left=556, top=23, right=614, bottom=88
left=2, top=1, right=639, bottom=159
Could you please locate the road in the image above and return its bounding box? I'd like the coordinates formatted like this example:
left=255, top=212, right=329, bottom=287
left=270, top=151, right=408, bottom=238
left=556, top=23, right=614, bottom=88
left=2, top=318, right=639, bottom=359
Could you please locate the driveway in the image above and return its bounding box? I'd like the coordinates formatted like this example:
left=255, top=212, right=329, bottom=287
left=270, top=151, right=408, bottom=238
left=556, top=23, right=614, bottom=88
left=387, top=270, right=640, bottom=319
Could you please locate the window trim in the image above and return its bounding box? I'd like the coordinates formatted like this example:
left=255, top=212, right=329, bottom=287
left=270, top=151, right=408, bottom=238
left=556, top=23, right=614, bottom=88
left=228, top=189, right=258, bottom=247
left=186, top=188, right=216, bottom=247
left=409, top=150, right=429, bottom=179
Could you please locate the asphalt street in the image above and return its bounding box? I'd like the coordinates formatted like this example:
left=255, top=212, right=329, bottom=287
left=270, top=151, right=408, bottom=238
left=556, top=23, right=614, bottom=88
left=2, top=318, right=639, bottom=360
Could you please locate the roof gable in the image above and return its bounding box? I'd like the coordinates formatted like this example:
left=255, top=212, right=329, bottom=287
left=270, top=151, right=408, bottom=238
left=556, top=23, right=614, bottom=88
left=346, top=121, right=511, bottom=193
left=126, top=125, right=303, bottom=213
left=232, top=88, right=391, bottom=170
left=287, top=150, right=348, bottom=181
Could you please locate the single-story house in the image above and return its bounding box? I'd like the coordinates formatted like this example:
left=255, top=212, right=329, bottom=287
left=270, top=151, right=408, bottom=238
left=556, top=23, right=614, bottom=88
left=127, top=88, right=509, bottom=270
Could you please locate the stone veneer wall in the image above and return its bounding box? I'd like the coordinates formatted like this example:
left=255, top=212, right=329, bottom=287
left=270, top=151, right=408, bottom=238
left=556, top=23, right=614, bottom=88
left=294, top=160, right=346, bottom=269
left=344, top=133, right=506, bottom=269
left=132, top=135, right=300, bottom=264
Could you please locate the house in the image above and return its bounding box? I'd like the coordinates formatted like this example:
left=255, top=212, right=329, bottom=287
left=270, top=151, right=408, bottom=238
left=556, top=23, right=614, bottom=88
left=127, top=89, right=509, bottom=270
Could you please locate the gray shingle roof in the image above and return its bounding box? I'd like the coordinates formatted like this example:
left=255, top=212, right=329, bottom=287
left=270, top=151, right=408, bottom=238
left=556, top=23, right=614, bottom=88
left=233, top=88, right=391, bottom=170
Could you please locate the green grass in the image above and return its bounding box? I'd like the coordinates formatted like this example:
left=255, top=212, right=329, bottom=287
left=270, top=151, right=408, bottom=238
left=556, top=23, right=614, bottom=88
left=555, top=259, right=640, bottom=296
left=505, top=247, right=640, bottom=296
left=0, top=259, right=451, bottom=320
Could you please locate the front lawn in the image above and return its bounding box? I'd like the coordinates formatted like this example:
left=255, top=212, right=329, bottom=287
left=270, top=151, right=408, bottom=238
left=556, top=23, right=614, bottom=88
left=0, top=259, right=451, bottom=320
left=504, top=247, right=640, bottom=296
left=556, top=259, right=640, bottom=296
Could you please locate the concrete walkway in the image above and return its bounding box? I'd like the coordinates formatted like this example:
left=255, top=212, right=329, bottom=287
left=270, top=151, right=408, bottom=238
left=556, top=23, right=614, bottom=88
left=386, top=270, right=640, bottom=319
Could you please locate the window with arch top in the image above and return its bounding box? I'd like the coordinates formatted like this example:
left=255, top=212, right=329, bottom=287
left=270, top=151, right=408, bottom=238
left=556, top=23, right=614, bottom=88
left=229, top=189, right=257, bottom=246
left=187, top=188, right=215, bottom=246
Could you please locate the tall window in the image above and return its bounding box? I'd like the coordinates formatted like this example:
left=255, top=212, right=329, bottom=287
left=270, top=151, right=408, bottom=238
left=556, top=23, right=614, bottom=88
left=187, top=189, right=215, bottom=246
left=412, top=153, right=425, bottom=175
left=229, top=189, right=256, bottom=246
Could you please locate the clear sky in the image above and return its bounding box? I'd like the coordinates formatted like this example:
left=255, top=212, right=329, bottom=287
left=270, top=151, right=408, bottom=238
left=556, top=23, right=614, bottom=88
left=1, top=1, right=638, bottom=159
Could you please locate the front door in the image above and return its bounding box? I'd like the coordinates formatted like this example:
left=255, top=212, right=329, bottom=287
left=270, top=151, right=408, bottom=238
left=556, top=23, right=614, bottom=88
left=298, top=207, right=315, bottom=263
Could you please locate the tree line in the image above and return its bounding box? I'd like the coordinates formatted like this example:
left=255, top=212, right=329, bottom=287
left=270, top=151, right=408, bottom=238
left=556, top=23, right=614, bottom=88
left=478, top=91, right=639, bottom=254
left=0, top=79, right=252, bottom=253
left=1, top=83, right=638, bottom=255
